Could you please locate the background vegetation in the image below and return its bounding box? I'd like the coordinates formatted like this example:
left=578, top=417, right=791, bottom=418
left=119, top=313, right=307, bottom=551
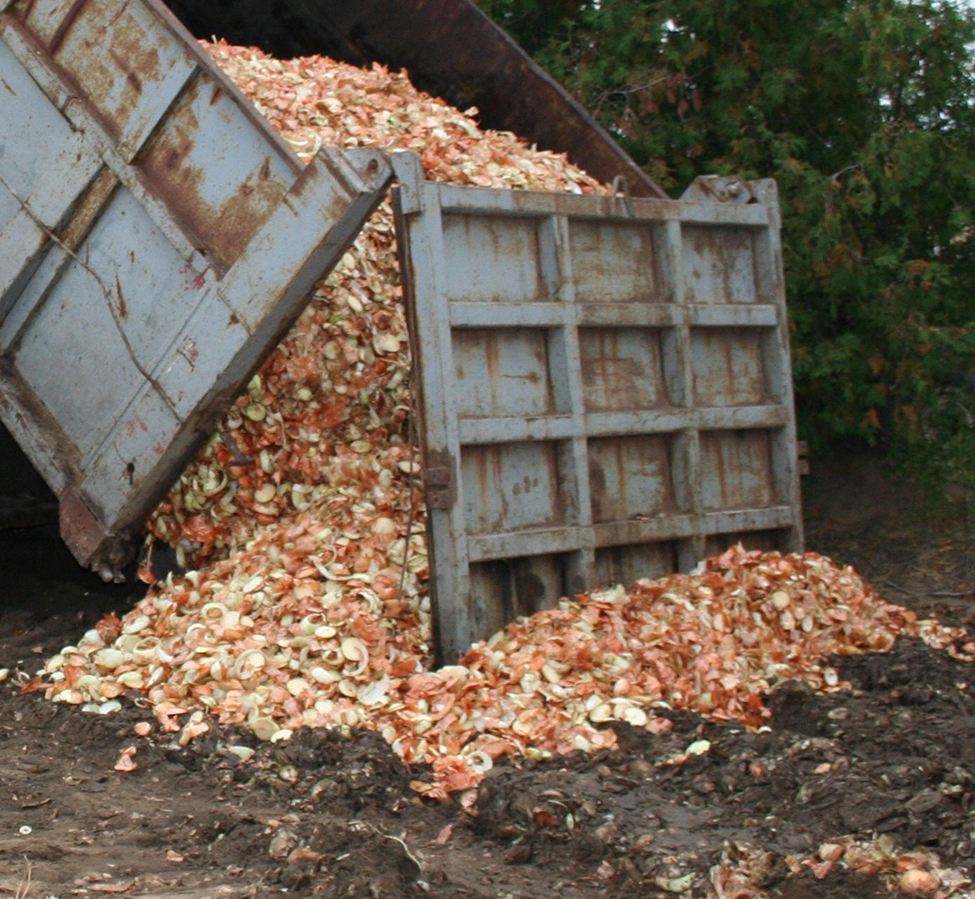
left=477, top=0, right=975, bottom=502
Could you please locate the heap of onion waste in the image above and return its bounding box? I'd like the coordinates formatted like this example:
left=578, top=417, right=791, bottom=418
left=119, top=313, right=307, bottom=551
left=30, top=41, right=974, bottom=799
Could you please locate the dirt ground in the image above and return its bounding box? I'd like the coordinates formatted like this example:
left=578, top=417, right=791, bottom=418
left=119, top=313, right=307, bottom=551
left=1, top=451, right=974, bottom=899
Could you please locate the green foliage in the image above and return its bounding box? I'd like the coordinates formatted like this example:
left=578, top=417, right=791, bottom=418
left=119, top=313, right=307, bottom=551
left=479, top=0, right=975, bottom=499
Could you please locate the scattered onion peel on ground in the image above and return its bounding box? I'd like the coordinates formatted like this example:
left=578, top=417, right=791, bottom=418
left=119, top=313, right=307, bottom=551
left=707, top=835, right=969, bottom=899
left=30, top=543, right=974, bottom=799
left=27, top=43, right=975, bottom=800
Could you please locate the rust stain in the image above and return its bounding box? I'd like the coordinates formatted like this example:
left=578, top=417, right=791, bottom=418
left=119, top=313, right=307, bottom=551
left=59, top=488, right=106, bottom=568
left=46, top=0, right=87, bottom=55
left=177, top=337, right=199, bottom=369
left=56, top=167, right=118, bottom=252
left=15, top=0, right=37, bottom=20
left=546, top=443, right=566, bottom=525
left=50, top=1, right=163, bottom=142
left=491, top=446, right=509, bottom=527
left=721, top=333, right=738, bottom=403
left=208, top=175, right=281, bottom=266
left=580, top=328, right=663, bottom=412
left=138, top=76, right=285, bottom=272
left=470, top=447, right=491, bottom=531
left=424, top=448, right=455, bottom=511
left=114, top=273, right=127, bottom=318
left=694, top=329, right=767, bottom=407
left=612, top=439, right=627, bottom=518
left=288, top=166, right=310, bottom=199
left=589, top=455, right=607, bottom=522
left=108, top=46, right=145, bottom=96
left=124, top=417, right=149, bottom=437
left=484, top=332, right=500, bottom=414
left=699, top=430, right=774, bottom=511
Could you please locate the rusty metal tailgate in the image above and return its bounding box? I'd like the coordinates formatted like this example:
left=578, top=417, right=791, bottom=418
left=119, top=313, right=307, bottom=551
left=394, top=171, right=802, bottom=661
left=0, top=0, right=393, bottom=577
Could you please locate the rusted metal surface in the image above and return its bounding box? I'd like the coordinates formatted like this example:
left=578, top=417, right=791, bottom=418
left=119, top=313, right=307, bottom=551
left=162, top=0, right=667, bottom=199
left=395, top=175, right=802, bottom=661
left=0, top=0, right=395, bottom=578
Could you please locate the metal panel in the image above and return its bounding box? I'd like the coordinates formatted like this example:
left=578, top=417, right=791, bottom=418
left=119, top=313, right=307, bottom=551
left=395, top=175, right=803, bottom=661
left=0, top=0, right=394, bottom=578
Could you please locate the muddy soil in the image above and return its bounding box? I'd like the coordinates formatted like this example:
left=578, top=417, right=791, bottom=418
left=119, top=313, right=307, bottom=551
left=1, top=452, right=973, bottom=899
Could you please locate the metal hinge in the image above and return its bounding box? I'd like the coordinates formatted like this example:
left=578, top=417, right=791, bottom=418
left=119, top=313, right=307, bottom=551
left=797, top=440, right=810, bottom=476
left=425, top=449, right=456, bottom=510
